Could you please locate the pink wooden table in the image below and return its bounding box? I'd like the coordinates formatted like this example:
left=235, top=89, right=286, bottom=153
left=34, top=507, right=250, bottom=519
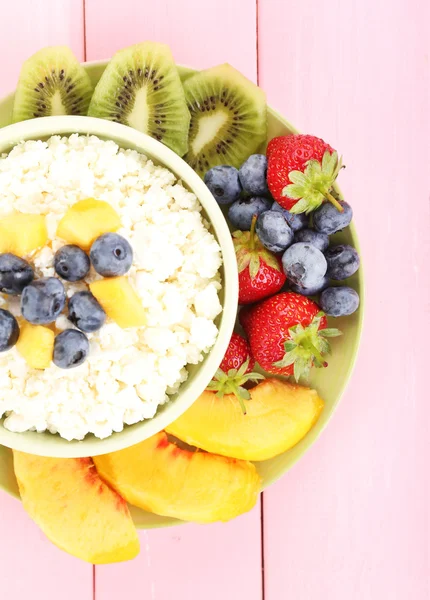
left=0, top=1, right=429, bottom=598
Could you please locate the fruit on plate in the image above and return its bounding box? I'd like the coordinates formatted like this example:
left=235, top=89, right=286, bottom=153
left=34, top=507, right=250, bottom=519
left=325, top=244, right=360, bottom=280
left=271, top=201, right=309, bottom=232
left=56, top=198, right=121, bottom=250
left=239, top=154, right=269, bottom=196
left=207, top=332, right=264, bottom=414
left=167, top=379, right=324, bottom=461
left=68, top=291, right=106, bottom=333
left=54, top=245, right=90, bottom=282
left=90, top=233, right=133, bottom=277
left=240, top=291, right=341, bottom=381
left=53, top=329, right=90, bottom=369
left=13, top=452, right=140, bottom=563
left=21, top=277, right=66, bottom=325
left=93, top=431, right=261, bottom=523
left=0, top=213, right=47, bottom=256
left=234, top=217, right=287, bottom=304
left=204, top=165, right=242, bottom=205
left=319, top=286, right=360, bottom=317
left=0, top=253, right=34, bottom=295
left=313, top=200, right=353, bottom=234
left=88, top=42, right=190, bottom=156
left=267, top=134, right=344, bottom=214
left=256, top=210, right=294, bottom=253
left=288, top=275, right=330, bottom=297
left=0, top=309, right=20, bottom=352
left=16, top=323, right=54, bottom=369
left=293, top=228, right=329, bottom=252
left=228, top=196, right=272, bottom=231
left=282, top=242, right=327, bottom=289
left=183, top=64, right=267, bottom=176
left=12, top=46, right=93, bottom=123
left=89, top=276, right=146, bottom=328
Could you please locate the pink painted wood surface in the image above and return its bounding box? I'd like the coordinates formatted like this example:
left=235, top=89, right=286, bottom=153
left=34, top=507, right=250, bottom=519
left=96, top=507, right=262, bottom=599
left=0, top=0, right=84, bottom=96
left=85, top=0, right=257, bottom=81
left=259, top=0, right=430, bottom=598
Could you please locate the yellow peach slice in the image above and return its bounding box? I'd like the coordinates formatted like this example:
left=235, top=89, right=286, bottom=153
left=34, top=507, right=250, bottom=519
left=56, top=198, right=121, bottom=250
left=13, top=452, right=139, bottom=564
left=0, top=213, right=47, bottom=256
left=89, top=277, right=146, bottom=328
left=93, top=432, right=261, bottom=524
left=16, top=323, right=55, bottom=369
left=166, top=378, right=324, bottom=461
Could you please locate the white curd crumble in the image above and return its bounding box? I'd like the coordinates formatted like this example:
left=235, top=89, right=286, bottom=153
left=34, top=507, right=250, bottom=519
left=0, top=134, right=222, bottom=441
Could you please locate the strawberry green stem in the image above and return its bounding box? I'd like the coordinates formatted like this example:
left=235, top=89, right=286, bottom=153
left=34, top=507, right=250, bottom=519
left=249, top=215, right=258, bottom=252
left=325, top=191, right=344, bottom=212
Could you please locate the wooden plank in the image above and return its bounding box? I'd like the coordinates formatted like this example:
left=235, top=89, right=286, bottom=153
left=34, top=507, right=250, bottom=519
left=85, top=0, right=257, bottom=80
left=85, top=2, right=262, bottom=598
left=0, top=0, right=85, bottom=96
left=258, top=0, right=430, bottom=598
left=96, top=505, right=262, bottom=600
left=0, top=3, right=92, bottom=597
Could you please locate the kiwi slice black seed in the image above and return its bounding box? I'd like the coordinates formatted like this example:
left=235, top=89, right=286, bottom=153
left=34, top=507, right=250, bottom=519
left=88, top=42, right=190, bottom=156
left=13, top=47, right=93, bottom=123
left=183, top=64, right=267, bottom=177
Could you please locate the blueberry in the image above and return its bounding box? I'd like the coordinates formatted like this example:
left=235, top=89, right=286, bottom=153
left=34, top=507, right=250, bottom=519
left=21, top=278, right=66, bottom=325
left=68, top=291, right=106, bottom=333
left=282, top=242, right=327, bottom=289
left=271, top=202, right=309, bottom=232
left=0, top=309, right=19, bottom=351
left=53, top=329, right=90, bottom=369
left=319, top=286, right=360, bottom=316
left=228, top=196, right=272, bottom=230
left=256, top=211, right=294, bottom=253
left=239, top=154, right=269, bottom=196
left=0, top=253, right=34, bottom=295
left=293, top=228, right=329, bottom=252
left=54, top=245, right=90, bottom=282
left=90, top=233, right=133, bottom=277
left=313, top=201, right=353, bottom=234
left=325, top=244, right=360, bottom=280
left=289, top=275, right=330, bottom=297
left=204, top=166, right=242, bottom=205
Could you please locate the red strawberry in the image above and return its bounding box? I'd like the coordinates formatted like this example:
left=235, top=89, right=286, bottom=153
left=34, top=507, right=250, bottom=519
left=241, top=292, right=342, bottom=381
left=207, top=332, right=263, bottom=414
left=234, top=216, right=286, bottom=305
left=267, top=134, right=344, bottom=214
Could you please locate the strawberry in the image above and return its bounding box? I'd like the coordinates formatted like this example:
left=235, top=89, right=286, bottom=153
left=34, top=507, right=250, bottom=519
left=240, top=292, right=342, bottom=381
left=207, top=332, right=264, bottom=414
left=267, top=134, right=344, bottom=214
left=234, top=216, right=287, bottom=305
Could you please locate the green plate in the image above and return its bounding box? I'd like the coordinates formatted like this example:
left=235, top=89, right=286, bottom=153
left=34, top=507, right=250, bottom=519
left=0, top=61, right=364, bottom=528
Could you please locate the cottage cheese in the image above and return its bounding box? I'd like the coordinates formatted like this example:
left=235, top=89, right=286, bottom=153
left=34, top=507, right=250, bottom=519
left=0, top=134, right=222, bottom=440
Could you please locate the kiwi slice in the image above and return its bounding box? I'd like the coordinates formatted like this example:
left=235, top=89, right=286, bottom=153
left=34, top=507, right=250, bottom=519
left=88, top=42, right=190, bottom=156
left=13, top=47, right=93, bottom=123
left=182, top=64, right=267, bottom=177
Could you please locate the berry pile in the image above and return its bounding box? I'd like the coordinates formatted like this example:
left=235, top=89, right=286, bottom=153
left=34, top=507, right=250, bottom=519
left=204, top=133, right=360, bottom=389
left=0, top=231, right=134, bottom=369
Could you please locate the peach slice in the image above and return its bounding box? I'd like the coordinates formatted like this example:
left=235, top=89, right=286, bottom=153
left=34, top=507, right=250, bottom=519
left=89, top=277, right=146, bottom=328
left=16, top=323, right=55, bottom=369
left=166, top=378, right=324, bottom=461
left=56, top=198, right=121, bottom=250
left=0, top=213, right=47, bottom=256
left=13, top=452, right=139, bottom=564
left=93, top=432, right=261, bottom=524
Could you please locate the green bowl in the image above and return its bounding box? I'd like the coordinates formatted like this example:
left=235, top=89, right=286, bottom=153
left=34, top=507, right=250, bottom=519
left=0, top=62, right=363, bottom=529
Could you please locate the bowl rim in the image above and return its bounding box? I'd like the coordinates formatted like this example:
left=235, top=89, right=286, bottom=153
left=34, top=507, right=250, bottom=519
left=0, top=115, right=238, bottom=458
